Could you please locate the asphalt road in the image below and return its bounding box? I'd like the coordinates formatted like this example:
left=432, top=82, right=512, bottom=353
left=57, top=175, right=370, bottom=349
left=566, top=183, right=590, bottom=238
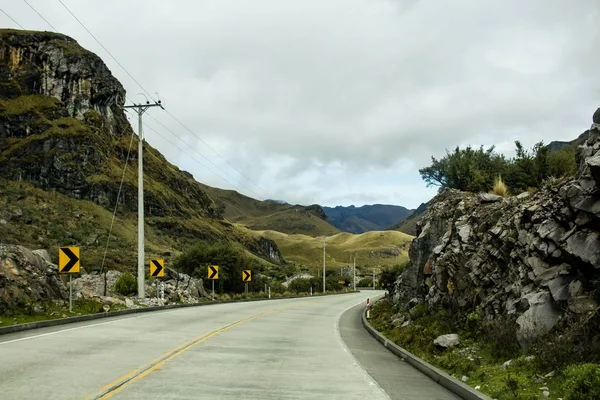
left=0, top=292, right=459, bottom=399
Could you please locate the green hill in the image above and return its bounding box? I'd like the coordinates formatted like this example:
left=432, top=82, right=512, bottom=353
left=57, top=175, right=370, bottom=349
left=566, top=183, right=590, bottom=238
left=257, top=230, right=413, bottom=274
left=199, top=184, right=340, bottom=236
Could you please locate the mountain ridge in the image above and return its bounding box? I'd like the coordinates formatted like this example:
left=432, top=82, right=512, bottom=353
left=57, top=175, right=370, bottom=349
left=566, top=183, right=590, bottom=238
left=322, top=204, right=413, bottom=234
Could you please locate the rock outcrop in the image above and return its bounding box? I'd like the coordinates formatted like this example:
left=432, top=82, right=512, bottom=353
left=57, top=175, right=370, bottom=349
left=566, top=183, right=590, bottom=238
left=72, top=268, right=209, bottom=305
left=0, top=244, right=67, bottom=313
left=393, top=109, right=600, bottom=344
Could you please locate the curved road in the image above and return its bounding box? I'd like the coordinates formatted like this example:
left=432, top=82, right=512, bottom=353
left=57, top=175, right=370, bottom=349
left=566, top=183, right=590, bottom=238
left=0, top=292, right=459, bottom=399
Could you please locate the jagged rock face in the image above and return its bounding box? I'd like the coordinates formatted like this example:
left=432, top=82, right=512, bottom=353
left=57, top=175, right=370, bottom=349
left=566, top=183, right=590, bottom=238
left=0, top=244, right=67, bottom=313
left=0, top=30, right=126, bottom=134
left=393, top=109, right=600, bottom=344
left=0, top=29, right=218, bottom=219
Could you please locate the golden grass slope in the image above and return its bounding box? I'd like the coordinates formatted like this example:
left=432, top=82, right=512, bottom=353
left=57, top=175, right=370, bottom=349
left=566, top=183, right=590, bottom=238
left=256, top=229, right=414, bottom=273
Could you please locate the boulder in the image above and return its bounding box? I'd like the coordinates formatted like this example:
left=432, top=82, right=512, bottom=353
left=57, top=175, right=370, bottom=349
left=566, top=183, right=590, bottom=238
left=547, top=276, right=571, bottom=302
left=568, top=296, right=598, bottom=314
left=500, top=359, right=513, bottom=370
left=433, top=333, right=460, bottom=348
left=391, top=317, right=405, bottom=328
left=587, top=153, right=600, bottom=183
left=478, top=193, right=503, bottom=203
left=516, top=291, right=560, bottom=344
left=565, top=231, right=600, bottom=268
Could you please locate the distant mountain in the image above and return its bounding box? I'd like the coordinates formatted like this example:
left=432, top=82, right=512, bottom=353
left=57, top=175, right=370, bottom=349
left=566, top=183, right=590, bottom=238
left=322, top=204, right=413, bottom=234
left=387, top=201, right=428, bottom=236
left=547, top=130, right=591, bottom=151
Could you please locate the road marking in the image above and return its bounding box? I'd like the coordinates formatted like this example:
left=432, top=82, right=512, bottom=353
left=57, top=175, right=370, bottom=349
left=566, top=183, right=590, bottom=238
left=85, top=307, right=287, bottom=400
left=0, top=314, right=150, bottom=346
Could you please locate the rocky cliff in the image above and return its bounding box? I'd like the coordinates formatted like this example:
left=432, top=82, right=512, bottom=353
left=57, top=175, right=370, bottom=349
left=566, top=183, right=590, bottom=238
left=0, top=29, right=216, bottom=218
left=0, top=29, right=284, bottom=270
left=393, top=109, right=600, bottom=344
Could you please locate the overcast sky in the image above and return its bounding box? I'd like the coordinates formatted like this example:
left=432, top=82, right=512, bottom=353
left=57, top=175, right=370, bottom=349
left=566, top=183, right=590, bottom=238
left=4, top=1, right=600, bottom=208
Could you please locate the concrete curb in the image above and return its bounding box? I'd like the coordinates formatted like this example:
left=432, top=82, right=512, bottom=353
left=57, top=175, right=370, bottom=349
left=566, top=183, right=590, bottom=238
left=0, top=291, right=356, bottom=336
left=361, top=302, right=493, bottom=400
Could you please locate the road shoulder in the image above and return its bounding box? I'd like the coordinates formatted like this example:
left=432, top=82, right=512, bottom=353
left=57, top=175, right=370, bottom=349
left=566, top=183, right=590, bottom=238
left=338, top=301, right=460, bottom=400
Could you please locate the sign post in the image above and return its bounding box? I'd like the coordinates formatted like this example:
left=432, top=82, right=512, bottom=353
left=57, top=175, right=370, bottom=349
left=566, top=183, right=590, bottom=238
left=59, top=247, right=80, bottom=313
left=242, top=270, right=251, bottom=295
left=150, top=259, right=165, bottom=300
left=208, top=265, right=219, bottom=300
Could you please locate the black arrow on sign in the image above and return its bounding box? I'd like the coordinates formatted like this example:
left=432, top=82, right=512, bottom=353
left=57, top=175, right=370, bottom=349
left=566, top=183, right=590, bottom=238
left=208, top=266, right=218, bottom=279
left=151, top=260, right=163, bottom=277
left=243, top=270, right=251, bottom=282
left=60, top=247, right=79, bottom=272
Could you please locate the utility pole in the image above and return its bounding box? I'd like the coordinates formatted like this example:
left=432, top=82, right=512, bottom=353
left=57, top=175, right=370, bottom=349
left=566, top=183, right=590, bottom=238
left=323, top=237, right=326, bottom=293
left=123, top=100, right=164, bottom=299
left=353, top=255, right=356, bottom=291
left=373, top=268, right=375, bottom=290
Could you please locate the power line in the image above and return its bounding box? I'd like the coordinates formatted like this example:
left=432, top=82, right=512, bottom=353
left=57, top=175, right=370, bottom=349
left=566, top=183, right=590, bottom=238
left=0, top=8, right=25, bottom=29
left=55, top=0, right=273, bottom=199
left=142, top=122, right=242, bottom=190
left=23, top=0, right=58, bottom=31
left=100, top=129, right=136, bottom=275
left=144, top=113, right=263, bottom=199
left=56, top=0, right=157, bottom=103
left=143, top=119, right=263, bottom=198
left=164, top=109, right=274, bottom=199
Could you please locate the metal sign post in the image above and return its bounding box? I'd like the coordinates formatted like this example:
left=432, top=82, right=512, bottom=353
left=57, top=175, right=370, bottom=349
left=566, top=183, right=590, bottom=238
left=69, top=274, right=73, bottom=313
left=59, top=247, right=80, bottom=313
left=212, top=280, right=215, bottom=300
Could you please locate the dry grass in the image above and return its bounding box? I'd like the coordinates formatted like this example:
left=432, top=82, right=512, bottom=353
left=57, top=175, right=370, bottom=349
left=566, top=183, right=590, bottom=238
left=492, top=175, right=508, bottom=197
left=255, top=229, right=413, bottom=273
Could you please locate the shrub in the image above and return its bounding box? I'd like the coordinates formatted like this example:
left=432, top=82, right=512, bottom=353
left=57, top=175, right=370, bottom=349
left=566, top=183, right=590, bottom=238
left=114, top=271, right=137, bottom=296
left=492, top=175, right=508, bottom=197
left=480, top=318, right=520, bottom=359
left=289, top=278, right=311, bottom=293
left=562, top=363, right=600, bottom=400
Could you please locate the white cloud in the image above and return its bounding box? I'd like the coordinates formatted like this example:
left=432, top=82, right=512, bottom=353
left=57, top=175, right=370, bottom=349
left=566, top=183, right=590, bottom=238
left=5, top=0, right=600, bottom=209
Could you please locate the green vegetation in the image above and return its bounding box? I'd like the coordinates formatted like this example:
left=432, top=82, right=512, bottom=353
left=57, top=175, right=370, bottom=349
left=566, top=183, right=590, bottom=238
left=561, top=364, right=600, bottom=400
left=419, top=141, right=577, bottom=194
left=0, top=298, right=127, bottom=326
left=379, top=262, right=408, bottom=288
left=114, top=271, right=137, bottom=296
left=370, top=298, right=600, bottom=399
left=174, top=241, right=273, bottom=294
left=257, top=230, right=412, bottom=274
left=0, top=94, right=60, bottom=115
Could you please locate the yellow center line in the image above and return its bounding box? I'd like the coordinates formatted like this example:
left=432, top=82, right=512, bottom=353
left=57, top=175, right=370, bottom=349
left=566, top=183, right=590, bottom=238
left=83, top=306, right=288, bottom=400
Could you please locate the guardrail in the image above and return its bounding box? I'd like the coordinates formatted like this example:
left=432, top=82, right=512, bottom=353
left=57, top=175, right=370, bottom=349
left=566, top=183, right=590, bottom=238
left=361, top=302, right=492, bottom=400
left=0, top=291, right=358, bottom=336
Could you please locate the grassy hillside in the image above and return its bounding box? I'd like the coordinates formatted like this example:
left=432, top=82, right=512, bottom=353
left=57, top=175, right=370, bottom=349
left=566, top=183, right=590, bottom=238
left=323, top=204, right=413, bottom=233
left=0, top=179, right=280, bottom=273
left=199, top=184, right=339, bottom=236
left=257, top=230, right=413, bottom=274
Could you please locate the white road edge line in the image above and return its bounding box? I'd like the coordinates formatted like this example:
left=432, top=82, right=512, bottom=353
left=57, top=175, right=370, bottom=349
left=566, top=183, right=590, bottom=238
left=0, top=295, right=327, bottom=346
left=335, top=294, right=391, bottom=400
left=0, top=314, right=152, bottom=345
